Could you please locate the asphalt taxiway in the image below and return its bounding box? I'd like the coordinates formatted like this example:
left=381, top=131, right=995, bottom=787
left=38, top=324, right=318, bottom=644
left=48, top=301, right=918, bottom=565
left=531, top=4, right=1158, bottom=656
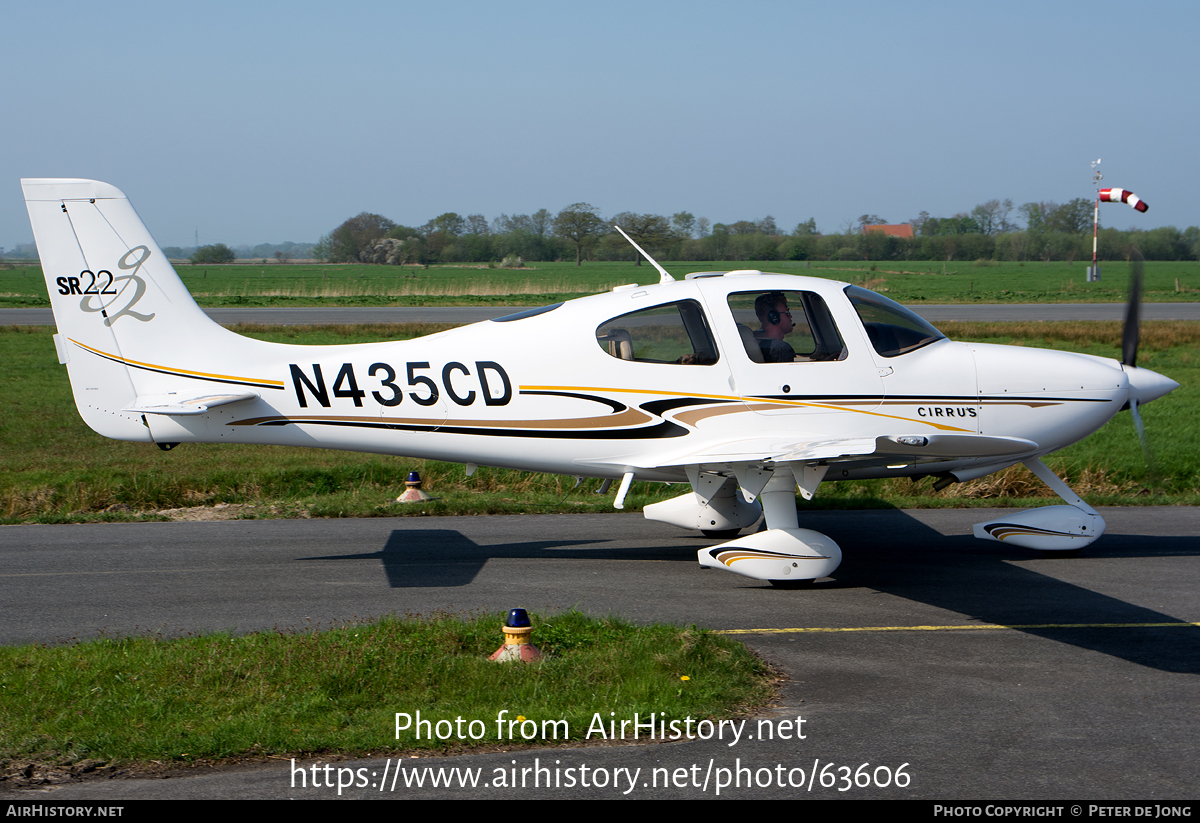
left=3, top=508, right=1197, bottom=799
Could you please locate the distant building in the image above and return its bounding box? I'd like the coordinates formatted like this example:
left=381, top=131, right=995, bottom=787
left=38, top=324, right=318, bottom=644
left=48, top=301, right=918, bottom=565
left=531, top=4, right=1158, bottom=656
left=862, top=224, right=914, bottom=238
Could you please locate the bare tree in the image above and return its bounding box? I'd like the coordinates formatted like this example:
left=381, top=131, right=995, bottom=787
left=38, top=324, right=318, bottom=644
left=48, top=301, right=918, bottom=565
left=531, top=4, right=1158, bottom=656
left=553, top=203, right=606, bottom=266
left=970, top=198, right=1016, bottom=235
left=1019, top=201, right=1056, bottom=233
left=671, top=211, right=696, bottom=239
left=793, top=218, right=819, bottom=236
left=466, top=214, right=490, bottom=235
left=612, top=212, right=671, bottom=265
left=530, top=209, right=553, bottom=237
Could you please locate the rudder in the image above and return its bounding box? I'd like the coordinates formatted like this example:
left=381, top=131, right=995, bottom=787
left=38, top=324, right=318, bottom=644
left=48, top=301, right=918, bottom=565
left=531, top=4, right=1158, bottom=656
left=23, top=178, right=233, bottom=441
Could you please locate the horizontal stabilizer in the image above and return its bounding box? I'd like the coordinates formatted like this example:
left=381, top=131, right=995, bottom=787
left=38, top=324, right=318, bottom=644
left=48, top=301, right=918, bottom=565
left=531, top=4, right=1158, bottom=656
left=123, top=391, right=259, bottom=416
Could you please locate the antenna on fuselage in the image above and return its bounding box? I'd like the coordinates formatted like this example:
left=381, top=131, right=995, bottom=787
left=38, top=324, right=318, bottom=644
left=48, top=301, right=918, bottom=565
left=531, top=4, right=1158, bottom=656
left=613, top=225, right=675, bottom=284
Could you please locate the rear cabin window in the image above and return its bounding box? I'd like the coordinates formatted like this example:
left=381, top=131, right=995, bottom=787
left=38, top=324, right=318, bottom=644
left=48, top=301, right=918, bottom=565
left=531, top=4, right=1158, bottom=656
left=596, top=300, right=719, bottom=365
left=726, top=290, right=846, bottom=363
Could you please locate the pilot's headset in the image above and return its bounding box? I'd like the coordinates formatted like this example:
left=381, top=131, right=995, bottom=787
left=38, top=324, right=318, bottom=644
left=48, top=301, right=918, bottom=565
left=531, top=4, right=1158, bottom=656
left=756, top=291, right=787, bottom=326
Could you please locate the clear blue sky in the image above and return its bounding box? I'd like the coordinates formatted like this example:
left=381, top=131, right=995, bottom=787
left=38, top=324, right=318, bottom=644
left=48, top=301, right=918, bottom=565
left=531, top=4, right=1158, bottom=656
left=4, top=0, right=1194, bottom=250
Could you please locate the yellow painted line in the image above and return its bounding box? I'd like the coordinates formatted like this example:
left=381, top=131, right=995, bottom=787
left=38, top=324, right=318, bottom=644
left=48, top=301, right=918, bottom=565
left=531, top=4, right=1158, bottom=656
left=719, top=622, right=1200, bottom=635
left=71, top=338, right=284, bottom=387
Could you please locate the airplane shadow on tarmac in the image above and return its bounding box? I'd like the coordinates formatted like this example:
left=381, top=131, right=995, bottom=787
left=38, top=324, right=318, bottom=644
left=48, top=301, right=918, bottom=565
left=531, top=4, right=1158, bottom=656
left=793, top=510, right=1200, bottom=675
left=300, top=510, right=1200, bottom=674
left=301, top=532, right=605, bottom=588
left=300, top=528, right=713, bottom=588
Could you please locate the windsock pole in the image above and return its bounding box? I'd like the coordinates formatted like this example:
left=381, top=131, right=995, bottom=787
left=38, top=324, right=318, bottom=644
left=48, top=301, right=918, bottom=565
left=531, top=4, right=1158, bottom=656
left=1090, top=159, right=1148, bottom=282
left=1091, top=160, right=1102, bottom=280
left=1089, top=160, right=1149, bottom=280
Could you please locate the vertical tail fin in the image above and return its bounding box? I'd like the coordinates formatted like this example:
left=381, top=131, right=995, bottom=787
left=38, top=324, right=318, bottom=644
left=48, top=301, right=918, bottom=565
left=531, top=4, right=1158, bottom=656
left=22, top=178, right=243, bottom=441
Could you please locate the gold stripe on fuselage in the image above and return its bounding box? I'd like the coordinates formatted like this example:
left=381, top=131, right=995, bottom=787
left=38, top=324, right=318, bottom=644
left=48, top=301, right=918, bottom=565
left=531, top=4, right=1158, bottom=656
left=70, top=339, right=284, bottom=389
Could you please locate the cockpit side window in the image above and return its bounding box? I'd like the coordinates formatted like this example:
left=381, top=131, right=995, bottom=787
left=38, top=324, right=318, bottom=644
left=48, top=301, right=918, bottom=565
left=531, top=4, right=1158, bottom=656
left=596, top=300, right=719, bottom=365
left=726, top=290, right=846, bottom=363
left=845, top=285, right=945, bottom=357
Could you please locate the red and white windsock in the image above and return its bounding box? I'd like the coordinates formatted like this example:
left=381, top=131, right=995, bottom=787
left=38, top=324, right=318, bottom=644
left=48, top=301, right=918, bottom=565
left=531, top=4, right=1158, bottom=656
left=1099, top=187, right=1148, bottom=213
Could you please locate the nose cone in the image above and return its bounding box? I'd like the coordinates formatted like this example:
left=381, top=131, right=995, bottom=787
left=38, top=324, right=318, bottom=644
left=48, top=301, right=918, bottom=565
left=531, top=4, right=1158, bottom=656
left=1125, top=365, right=1179, bottom=405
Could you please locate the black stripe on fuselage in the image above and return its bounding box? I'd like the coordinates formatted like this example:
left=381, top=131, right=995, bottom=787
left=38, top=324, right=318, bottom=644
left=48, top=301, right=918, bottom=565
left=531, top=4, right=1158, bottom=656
left=753, top=393, right=1112, bottom=404
left=519, top=389, right=627, bottom=414
left=639, top=397, right=736, bottom=416
left=243, top=417, right=689, bottom=440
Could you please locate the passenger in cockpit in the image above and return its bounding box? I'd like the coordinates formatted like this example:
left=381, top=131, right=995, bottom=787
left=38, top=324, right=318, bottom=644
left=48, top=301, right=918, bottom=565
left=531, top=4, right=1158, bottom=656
left=754, top=291, right=797, bottom=363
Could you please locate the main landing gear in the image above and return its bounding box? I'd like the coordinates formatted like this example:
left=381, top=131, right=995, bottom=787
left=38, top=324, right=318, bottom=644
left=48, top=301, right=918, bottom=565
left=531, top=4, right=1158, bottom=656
left=644, top=465, right=843, bottom=585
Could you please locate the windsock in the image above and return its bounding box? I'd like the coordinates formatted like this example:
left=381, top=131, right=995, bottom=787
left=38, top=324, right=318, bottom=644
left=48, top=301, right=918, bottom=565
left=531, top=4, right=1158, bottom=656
left=1099, top=188, right=1148, bottom=213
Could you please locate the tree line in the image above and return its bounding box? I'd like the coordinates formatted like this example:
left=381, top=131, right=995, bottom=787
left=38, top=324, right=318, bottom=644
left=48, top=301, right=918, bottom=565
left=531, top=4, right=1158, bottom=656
left=311, top=198, right=1200, bottom=265
left=162, top=241, right=318, bottom=264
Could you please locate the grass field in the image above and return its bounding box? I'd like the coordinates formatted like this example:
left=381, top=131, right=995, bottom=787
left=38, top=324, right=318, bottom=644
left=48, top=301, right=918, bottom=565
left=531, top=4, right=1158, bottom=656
left=2, top=320, right=1196, bottom=525
left=3, top=258, right=1199, bottom=309
left=0, top=610, right=773, bottom=777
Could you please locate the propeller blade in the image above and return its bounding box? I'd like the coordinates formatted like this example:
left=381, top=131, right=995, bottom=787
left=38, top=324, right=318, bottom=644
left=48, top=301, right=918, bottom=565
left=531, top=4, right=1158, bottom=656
left=1130, top=397, right=1148, bottom=457
left=1129, top=396, right=1161, bottom=484
left=1121, top=249, right=1143, bottom=367
left=1120, top=249, right=1161, bottom=484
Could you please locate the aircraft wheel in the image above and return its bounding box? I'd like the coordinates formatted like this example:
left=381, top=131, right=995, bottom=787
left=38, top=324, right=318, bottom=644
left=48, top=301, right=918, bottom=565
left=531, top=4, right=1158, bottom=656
left=770, top=578, right=815, bottom=589
left=701, top=528, right=742, bottom=539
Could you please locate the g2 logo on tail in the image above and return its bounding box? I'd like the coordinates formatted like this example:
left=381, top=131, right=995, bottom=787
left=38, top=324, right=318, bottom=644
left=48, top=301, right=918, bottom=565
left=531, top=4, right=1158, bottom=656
left=63, top=245, right=156, bottom=326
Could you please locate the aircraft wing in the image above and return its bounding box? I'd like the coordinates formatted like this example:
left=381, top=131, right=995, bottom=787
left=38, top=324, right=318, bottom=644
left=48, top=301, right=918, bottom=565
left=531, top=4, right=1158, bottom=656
left=123, top=391, right=260, bottom=416
left=575, top=433, right=1040, bottom=472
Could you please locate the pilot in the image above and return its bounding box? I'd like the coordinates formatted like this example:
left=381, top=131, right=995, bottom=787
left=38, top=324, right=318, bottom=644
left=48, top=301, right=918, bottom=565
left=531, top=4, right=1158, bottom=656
left=754, top=291, right=797, bottom=363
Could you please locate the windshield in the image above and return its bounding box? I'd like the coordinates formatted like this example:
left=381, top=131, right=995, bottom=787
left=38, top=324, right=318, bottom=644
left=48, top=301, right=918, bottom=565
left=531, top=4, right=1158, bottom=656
left=845, top=285, right=945, bottom=357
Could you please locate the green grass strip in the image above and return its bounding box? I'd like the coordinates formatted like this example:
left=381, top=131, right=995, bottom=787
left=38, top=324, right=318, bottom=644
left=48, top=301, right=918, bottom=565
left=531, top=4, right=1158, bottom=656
left=4, top=259, right=1200, bottom=308
left=0, top=611, right=773, bottom=768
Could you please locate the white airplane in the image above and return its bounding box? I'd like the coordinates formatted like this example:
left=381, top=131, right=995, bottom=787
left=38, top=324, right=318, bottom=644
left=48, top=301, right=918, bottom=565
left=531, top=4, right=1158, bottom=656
left=22, top=178, right=1179, bottom=586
